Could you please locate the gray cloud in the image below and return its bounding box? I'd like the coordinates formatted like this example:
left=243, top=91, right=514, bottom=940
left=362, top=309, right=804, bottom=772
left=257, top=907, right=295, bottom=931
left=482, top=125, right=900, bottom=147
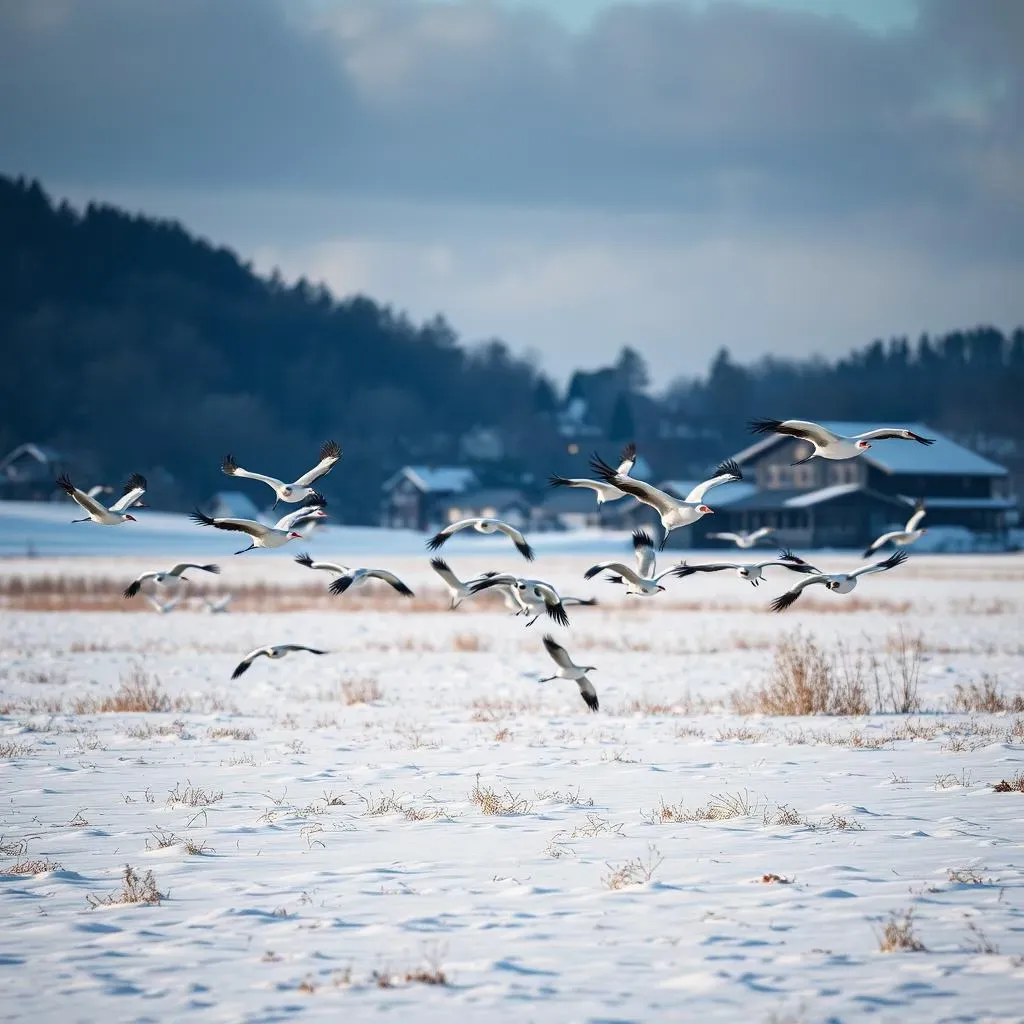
left=1, top=0, right=1021, bottom=380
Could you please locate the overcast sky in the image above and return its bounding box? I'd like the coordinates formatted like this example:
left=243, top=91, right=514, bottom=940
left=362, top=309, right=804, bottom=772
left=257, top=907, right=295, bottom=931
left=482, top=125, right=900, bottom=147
left=2, top=0, right=1022, bottom=383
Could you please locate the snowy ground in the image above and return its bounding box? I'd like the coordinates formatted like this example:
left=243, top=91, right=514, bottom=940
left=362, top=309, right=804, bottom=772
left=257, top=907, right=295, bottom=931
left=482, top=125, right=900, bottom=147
left=1, top=511, right=1023, bottom=1022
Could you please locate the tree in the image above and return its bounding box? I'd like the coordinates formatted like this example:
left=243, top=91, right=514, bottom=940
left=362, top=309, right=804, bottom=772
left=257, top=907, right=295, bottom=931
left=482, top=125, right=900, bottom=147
left=607, top=392, right=635, bottom=441
left=615, top=346, right=650, bottom=393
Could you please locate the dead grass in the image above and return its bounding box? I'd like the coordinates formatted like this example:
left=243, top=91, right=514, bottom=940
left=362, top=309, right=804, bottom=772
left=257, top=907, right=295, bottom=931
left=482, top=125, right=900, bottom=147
left=993, top=772, right=1024, bottom=793
left=359, top=791, right=450, bottom=821
left=339, top=677, right=384, bottom=705
left=208, top=726, right=256, bottom=741
left=645, top=790, right=756, bottom=823
left=0, top=740, right=33, bottom=758
left=7, top=858, right=63, bottom=874
left=71, top=667, right=191, bottom=714
left=167, top=781, right=223, bottom=807
left=87, top=864, right=166, bottom=907
left=470, top=775, right=533, bottom=816
left=603, top=844, right=664, bottom=889
left=876, top=909, right=925, bottom=952
left=126, top=720, right=191, bottom=740
left=947, top=866, right=994, bottom=885
left=760, top=873, right=793, bottom=884
left=731, top=627, right=922, bottom=716
left=146, top=828, right=213, bottom=855
left=951, top=676, right=1024, bottom=714
left=451, top=632, right=489, bottom=652
left=470, top=697, right=544, bottom=722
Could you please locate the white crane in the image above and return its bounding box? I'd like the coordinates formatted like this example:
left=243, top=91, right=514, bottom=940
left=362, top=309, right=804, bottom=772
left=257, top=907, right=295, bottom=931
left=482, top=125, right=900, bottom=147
left=468, top=575, right=570, bottom=627
left=427, top=517, right=535, bottom=561
left=57, top=473, right=147, bottom=525
left=190, top=500, right=326, bottom=554
left=770, top=549, right=909, bottom=611
left=427, top=557, right=495, bottom=610
left=328, top=568, right=414, bottom=598
left=583, top=530, right=677, bottom=596
left=539, top=635, right=599, bottom=712
left=748, top=419, right=934, bottom=464
left=222, top=440, right=341, bottom=507
left=706, top=526, right=774, bottom=549
left=549, top=442, right=638, bottom=505
left=863, top=501, right=927, bottom=558
left=123, top=562, right=220, bottom=598
left=588, top=456, right=742, bottom=547
left=672, top=550, right=817, bottom=587
left=231, top=643, right=328, bottom=679
left=199, top=594, right=234, bottom=614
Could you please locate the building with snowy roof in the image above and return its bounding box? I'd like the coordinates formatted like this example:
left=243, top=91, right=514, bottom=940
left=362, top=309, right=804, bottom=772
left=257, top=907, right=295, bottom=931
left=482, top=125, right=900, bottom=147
left=686, top=422, right=1014, bottom=550
left=380, top=465, right=480, bottom=531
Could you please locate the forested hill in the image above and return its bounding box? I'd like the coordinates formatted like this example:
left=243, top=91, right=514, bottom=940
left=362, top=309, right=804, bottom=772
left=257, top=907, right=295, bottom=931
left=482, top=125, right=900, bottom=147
left=2, top=173, right=1022, bottom=522
left=0, top=175, right=564, bottom=518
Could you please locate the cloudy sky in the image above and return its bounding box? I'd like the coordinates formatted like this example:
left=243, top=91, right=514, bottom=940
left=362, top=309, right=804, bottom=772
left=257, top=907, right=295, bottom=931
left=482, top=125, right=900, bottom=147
left=2, top=0, right=1022, bottom=382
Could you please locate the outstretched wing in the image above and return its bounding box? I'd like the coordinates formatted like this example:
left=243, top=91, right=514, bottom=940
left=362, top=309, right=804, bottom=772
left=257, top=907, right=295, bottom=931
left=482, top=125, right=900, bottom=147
left=468, top=573, right=519, bottom=594
left=748, top=419, right=839, bottom=446
left=221, top=455, right=284, bottom=492
left=671, top=562, right=736, bottom=579
left=706, top=532, right=741, bottom=544
left=123, top=572, right=157, bottom=599
left=275, top=497, right=326, bottom=531
left=905, top=503, right=926, bottom=532
left=616, top=442, right=637, bottom=476
left=584, top=561, right=645, bottom=586
left=542, top=633, right=574, bottom=669
left=770, top=574, right=829, bottom=612
left=632, top=529, right=655, bottom=577
left=429, top=557, right=462, bottom=589
left=231, top=647, right=269, bottom=679
left=109, top=473, right=147, bottom=513
left=491, top=520, right=535, bottom=561
left=168, top=563, right=220, bottom=578
left=189, top=508, right=268, bottom=538
left=293, top=440, right=343, bottom=487
left=777, top=549, right=821, bottom=573
left=854, top=428, right=935, bottom=445
left=280, top=644, right=329, bottom=656
left=426, top=519, right=477, bottom=550
left=577, top=677, right=599, bottom=712
left=328, top=575, right=356, bottom=596
left=534, top=582, right=570, bottom=628
left=365, top=569, right=415, bottom=597
left=685, top=460, right=743, bottom=504
left=750, top=526, right=774, bottom=541
left=588, top=453, right=676, bottom=515
left=56, top=474, right=109, bottom=518
left=849, top=548, right=909, bottom=579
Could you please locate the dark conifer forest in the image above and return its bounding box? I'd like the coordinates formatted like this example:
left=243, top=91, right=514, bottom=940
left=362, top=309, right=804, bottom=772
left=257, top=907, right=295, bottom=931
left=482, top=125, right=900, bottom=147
left=2, top=174, right=1021, bottom=520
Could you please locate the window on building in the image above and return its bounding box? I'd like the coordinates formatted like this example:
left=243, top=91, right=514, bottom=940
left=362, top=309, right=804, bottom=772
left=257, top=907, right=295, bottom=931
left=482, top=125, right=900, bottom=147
left=766, top=464, right=786, bottom=489
left=792, top=466, right=814, bottom=489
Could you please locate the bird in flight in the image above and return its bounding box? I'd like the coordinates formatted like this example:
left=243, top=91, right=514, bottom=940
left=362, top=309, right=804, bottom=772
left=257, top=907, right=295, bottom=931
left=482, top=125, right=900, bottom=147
left=123, top=562, right=220, bottom=598
left=769, top=549, right=909, bottom=611
left=748, top=419, right=934, bottom=465
left=539, top=634, right=599, bottom=712
left=549, top=442, right=639, bottom=505
left=427, top=517, right=535, bottom=561
left=231, top=643, right=328, bottom=679
left=222, top=440, right=341, bottom=507
left=57, top=473, right=147, bottom=525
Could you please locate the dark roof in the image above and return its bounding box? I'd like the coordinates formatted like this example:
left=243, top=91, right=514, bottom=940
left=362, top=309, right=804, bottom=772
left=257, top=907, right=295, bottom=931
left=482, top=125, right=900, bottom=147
left=540, top=488, right=601, bottom=514
left=443, top=488, right=529, bottom=509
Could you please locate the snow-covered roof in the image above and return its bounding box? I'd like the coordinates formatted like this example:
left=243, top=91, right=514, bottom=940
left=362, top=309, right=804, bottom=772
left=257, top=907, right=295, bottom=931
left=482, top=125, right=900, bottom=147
left=732, top=422, right=1007, bottom=477
left=383, top=466, right=478, bottom=494
left=784, top=483, right=869, bottom=508
left=0, top=443, right=65, bottom=475
left=207, top=491, right=262, bottom=521
left=659, top=480, right=756, bottom=506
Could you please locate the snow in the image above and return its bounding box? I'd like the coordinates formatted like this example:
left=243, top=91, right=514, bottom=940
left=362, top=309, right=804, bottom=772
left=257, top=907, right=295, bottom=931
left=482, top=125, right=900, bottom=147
left=784, top=482, right=866, bottom=507
left=2, top=536, right=1023, bottom=1021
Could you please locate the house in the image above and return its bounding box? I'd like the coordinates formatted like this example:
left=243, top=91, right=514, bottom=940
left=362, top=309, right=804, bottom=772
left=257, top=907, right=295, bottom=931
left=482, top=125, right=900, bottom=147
left=439, top=488, right=531, bottom=529
left=689, top=421, right=1014, bottom=550
left=535, top=488, right=602, bottom=531
left=0, top=443, right=68, bottom=501
left=206, top=491, right=263, bottom=522
left=380, top=466, right=479, bottom=531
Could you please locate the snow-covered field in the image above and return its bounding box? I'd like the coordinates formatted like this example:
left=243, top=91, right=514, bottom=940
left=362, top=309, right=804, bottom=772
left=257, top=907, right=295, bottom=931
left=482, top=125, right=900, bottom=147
left=2, top=509, right=1023, bottom=1021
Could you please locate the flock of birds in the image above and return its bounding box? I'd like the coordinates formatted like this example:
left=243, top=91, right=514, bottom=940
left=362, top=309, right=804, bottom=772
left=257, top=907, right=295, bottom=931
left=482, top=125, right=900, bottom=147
left=56, top=418, right=938, bottom=710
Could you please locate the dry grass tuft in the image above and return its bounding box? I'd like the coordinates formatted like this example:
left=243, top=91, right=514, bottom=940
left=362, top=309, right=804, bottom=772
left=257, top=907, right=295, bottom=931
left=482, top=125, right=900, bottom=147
left=876, top=909, right=925, bottom=952
left=146, top=828, right=213, bottom=855
left=992, top=772, right=1024, bottom=793
left=208, top=726, right=256, bottom=741
left=0, top=837, right=29, bottom=856
left=167, top=781, right=223, bottom=807
left=760, top=873, right=793, bottom=884
left=339, top=677, right=384, bottom=705
left=645, top=790, right=756, bottom=824
left=452, top=632, right=489, bottom=652
left=947, top=866, right=994, bottom=885
left=72, top=667, right=191, bottom=714
left=87, top=864, right=166, bottom=907
left=732, top=626, right=922, bottom=716
left=470, top=697, right=543, bottom=722
left=470, top=775, right=533, bottom=816
left=951, top=676, right=1024, bottom=714
left=7, top=858, right=63, bottom=874
left=0, top=740, right=33, bottom=758
left=603, top=844, right=664, bottom=889
left=125, top=720, right=191, bottom=740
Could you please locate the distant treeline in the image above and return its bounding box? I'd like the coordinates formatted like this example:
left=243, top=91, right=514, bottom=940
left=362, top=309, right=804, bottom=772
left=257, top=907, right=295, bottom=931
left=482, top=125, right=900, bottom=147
left=1, top=173, right=1021, bottom=519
